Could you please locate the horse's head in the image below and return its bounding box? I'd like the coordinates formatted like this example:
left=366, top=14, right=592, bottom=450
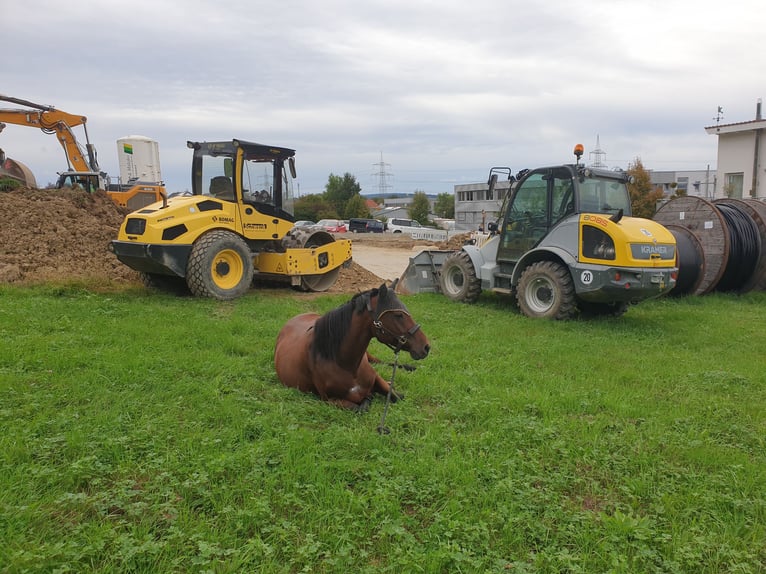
left=371, top=279, right=430, bottom=360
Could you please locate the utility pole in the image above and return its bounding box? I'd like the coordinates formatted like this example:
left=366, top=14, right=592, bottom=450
left=371, top=152, right=393, bottom=196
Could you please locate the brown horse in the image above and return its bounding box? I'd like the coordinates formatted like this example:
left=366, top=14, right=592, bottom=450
left=274, top=280, right=430, bottom=411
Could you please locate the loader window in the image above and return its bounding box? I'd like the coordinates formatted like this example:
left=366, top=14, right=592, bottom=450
left=498, top=171, right=549, bottom=262
left=552, top=177, right=575, bottom=222
left=579, top=177, right=631, bottom=215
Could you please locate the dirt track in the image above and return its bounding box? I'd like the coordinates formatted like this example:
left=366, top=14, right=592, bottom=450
left=350, top=242, right=425, bottom=281
left=0, top=187, right=464, bottom=293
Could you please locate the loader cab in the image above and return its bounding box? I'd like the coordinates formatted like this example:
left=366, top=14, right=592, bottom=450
left=187, top=139, right=296, bottom=221
left=496, top=166, right=576, bottom=263
left=495, top=165, right=632, bottom=264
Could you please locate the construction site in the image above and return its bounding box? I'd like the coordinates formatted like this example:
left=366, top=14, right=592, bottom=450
left=4, top=92, right=766, bottom=318
left=0, top=185, right=431, bottom=294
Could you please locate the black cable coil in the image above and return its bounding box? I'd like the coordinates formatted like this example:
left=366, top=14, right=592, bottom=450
left=715, top=202, right=761, bottom=292
left=669, top=228, right=704, bottom=296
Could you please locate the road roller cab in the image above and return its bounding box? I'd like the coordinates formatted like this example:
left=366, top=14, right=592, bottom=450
left=110, top=139, right=351, bottom=300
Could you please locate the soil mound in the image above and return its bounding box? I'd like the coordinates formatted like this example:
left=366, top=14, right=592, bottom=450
left=0, top=187, right=383, bottom=293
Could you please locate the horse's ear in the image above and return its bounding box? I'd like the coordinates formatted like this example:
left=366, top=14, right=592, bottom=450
left=378, top=282, right=388, bottom=298
left=391, top=277, right=399, bottom=291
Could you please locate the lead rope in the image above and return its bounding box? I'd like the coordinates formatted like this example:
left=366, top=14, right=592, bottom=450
left=377, top=348, right=401, bottom=435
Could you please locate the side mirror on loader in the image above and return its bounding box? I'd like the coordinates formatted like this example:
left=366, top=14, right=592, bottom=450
left=488, top=173, right=498, bottom=194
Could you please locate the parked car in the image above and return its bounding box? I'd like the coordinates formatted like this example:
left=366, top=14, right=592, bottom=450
left=293, top=220, right=316, bottom=227
left=387, top=218, right=423, bottom=234
left=316, top=219, right=348, bottom=233
left=348, top=218, right=385, bottom=233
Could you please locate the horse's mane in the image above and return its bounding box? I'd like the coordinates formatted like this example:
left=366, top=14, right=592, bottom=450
left=311, top=288, right=378, bottom=361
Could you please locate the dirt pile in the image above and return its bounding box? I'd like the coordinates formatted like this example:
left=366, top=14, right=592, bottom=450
left=0, top=187, right=384, bottom=293
left=0, top=187, right=139, bottom=286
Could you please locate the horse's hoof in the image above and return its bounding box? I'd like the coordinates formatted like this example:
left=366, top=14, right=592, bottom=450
left=391, top=390, right=405, bottom=403
left=355, top=396, right=373, bottom=413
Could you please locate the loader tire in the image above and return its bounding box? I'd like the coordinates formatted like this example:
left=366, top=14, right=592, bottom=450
left=281, top=227, right=340, bottom=292
left=186, top=230, right=253, bottom=300
left=439, top=251, right=482, bottom=303
left=517, top=261, right=576, bottom=320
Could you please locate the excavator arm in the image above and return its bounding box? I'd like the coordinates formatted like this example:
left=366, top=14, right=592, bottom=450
left=0, top=94, right=99, bottom=173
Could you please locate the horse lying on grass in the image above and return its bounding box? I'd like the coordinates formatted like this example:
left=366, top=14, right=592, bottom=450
left=274, top=280, right=430, bottom=411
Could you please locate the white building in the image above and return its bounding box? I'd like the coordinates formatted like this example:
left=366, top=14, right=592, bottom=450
left=705, top=100, right=766, bottom=199
left=453, top=180, right=512, bottom=231
left=647, top=169, right=716, bottom=199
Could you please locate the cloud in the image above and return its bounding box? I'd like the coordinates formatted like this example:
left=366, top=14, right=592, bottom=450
left=1, top=0, right=762, bottom=195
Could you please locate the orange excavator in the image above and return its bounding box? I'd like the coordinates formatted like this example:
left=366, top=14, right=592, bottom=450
left=0, top=94, right=164, bottom=209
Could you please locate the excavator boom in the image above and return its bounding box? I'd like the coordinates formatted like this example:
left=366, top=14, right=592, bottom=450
left=0, top=93, right=98, bottom=173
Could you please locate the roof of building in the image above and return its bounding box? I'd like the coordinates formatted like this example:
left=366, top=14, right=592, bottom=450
left=705, top=119, right=766, bottom=135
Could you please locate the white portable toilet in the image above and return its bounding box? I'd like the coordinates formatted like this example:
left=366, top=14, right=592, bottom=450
left=116, top=135, right=162, bottom=184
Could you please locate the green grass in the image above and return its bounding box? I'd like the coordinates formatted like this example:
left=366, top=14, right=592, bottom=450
left=1, top=284, right=765, bottom=573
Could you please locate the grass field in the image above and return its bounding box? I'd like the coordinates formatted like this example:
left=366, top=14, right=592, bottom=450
left=1, top=284, right=765, bottom=573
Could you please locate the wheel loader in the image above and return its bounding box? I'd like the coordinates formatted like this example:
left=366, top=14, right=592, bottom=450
left=399, top=145, right=678, bottom=319
left=110, top=139, right=351, bottom=300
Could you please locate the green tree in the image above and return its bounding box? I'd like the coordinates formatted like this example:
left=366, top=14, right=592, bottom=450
left=343, top=193, right=370, bottom=219
left=627, top=158, right=665, bottom=219
left=324, top=173, right=361, bottom=216
left=294, top=194, right=336, bottom=221
left=408, top=190, right=431, bottom=226
left=434, top=192, right=455, bottom=218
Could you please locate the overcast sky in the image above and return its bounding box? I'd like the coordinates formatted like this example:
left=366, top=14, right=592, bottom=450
left=2, top=0, right=763, bottom=196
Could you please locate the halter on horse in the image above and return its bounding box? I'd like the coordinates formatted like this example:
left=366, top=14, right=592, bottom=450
left=274, top=280, right=430, bottom=411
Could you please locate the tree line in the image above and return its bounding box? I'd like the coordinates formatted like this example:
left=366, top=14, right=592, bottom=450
left=294, top=172, right=455, bottom=225
left=294, top=161, right=671, bottom=226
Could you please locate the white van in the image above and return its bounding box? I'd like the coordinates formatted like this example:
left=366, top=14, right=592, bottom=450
left=387, top=218, right=423, bottom=234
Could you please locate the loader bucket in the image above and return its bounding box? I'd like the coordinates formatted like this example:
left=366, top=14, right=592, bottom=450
left=397, top=249, right=454, bottom=294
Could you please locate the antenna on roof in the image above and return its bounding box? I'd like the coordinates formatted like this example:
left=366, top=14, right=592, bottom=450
left=714, top=106, right=724, bottom=124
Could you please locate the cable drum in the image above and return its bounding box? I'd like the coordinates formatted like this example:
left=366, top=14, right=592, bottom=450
left=741, top=199, right=766, bottom=291
left=654, top=196, right=766, bottom=296
left=713, top=201, right=761, bottom=292
left=665, top=225, right=704, bottom=296
left=653, top=196, right=728, bottom=294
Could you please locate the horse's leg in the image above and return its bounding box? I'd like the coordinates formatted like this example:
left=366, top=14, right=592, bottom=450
left=371, top=374, right=404, bottom=403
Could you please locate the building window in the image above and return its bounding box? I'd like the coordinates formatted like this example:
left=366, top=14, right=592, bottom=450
left=724, top=173, right=744, bottom=198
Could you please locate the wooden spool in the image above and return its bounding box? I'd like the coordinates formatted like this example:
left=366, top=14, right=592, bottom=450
left=664, top=224, right=705, bottom=296
left=737, top=199, right=766, bottom=292
left=654, top=196, right=729, bottom=295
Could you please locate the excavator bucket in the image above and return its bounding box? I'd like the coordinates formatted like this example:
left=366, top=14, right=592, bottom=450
left=0, top=153, right=37, bottom=188
left=397, top=249, right=453, bottom=294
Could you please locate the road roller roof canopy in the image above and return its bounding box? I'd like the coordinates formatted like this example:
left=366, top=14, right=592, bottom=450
left=186, top=140, right=296, bottom=161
